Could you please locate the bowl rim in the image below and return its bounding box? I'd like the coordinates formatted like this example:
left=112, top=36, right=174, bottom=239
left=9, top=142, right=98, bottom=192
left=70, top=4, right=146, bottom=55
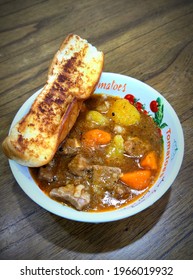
left=9, top=72, right=184, bottom=223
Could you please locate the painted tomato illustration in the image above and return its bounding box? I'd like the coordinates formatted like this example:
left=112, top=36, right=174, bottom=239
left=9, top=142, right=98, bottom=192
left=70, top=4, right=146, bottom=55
left=124, top=94, right=135, bottom=104
left=150, top=100, right=159, bottom=112
left=136, top=101, right=143, bottom=112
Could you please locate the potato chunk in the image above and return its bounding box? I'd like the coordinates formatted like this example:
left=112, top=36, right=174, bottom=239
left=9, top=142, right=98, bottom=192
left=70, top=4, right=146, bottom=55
left=86, top=110, right=109, bottom=127
left=106, top=135, right=124, bottom=161
left=109, top=99, right=140, bottom=126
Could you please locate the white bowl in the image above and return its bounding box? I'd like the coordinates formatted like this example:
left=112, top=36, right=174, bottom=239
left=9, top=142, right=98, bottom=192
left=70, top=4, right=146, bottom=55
left=9, top=72, right=184, bottom=223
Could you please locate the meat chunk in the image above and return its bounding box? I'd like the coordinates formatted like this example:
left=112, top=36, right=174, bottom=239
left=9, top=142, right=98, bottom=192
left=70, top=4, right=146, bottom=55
left=59, top=138, right=81, bottom=155
left=124, top=137, right=150, bottom=158
left=92, top=165, right=121, bottom=188
left=50, top=184, right=90, bottom=210
left=68, top=154, right=90, bottom=176
left=38, top=159, right=56, bottom=182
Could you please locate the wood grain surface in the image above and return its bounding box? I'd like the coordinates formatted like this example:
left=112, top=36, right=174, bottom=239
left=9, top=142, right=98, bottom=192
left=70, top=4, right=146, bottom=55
left=0, top=0, right=193, bottom=260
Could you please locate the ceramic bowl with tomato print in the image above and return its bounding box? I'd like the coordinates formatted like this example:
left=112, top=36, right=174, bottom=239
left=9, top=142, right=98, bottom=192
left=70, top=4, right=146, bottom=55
left=9, top=72, right=184, bottom=223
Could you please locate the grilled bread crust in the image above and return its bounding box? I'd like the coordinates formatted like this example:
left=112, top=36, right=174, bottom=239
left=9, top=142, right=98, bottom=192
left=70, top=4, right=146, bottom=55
left=2, top=34, right=104, bottom=167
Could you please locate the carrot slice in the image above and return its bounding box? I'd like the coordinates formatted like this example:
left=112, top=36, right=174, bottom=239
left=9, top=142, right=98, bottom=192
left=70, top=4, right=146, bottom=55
left=120, top=170, right=152, bottom=190
left=82, top=129, right=112, bottom=147
left=141, top=151, right=158, bottom=170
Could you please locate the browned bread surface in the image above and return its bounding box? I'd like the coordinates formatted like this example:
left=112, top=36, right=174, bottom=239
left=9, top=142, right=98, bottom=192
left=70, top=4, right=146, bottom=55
left=2, top=34, right=104, bottom=167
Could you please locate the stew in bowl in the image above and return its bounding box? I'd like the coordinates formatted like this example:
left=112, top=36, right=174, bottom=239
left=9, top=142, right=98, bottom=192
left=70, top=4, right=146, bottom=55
left=30, top=93, right=164, bottom=212
left=9, top=73, right=184, bottom=222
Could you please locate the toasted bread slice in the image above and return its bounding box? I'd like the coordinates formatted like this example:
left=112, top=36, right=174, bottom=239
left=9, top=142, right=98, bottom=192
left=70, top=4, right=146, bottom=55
left=2, top=34, right=104, bottom=167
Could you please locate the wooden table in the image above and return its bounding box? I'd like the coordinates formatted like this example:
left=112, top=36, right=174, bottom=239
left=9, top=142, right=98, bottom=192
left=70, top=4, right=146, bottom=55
left=0, top=0, right=193, bottom=260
